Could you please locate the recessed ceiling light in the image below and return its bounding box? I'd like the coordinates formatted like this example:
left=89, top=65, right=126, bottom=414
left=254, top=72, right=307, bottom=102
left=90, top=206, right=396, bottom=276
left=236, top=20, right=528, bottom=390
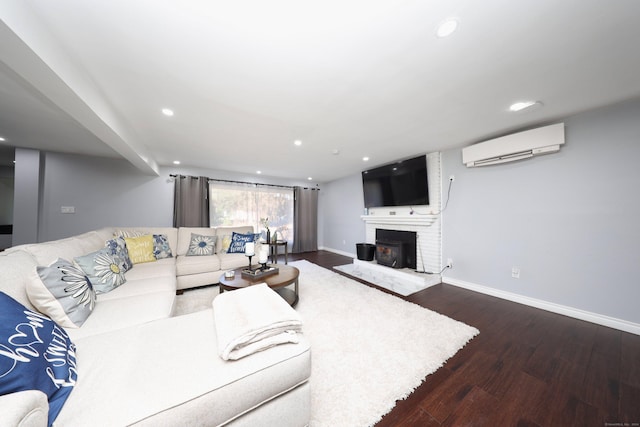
left=436, top=19, right=458, bottom=38
left=173, top=160, right=180, bottom=165
left=256, top=170, right=262, bottom=174
left=332, top=149, right=340, bottom=155
left=0, top=136, right=6, bottom=142
left=362, top=156, right=370, bottom=162
left=294, top=140, right=302, bottom=146
left=307, top=177, right=313, bottom=181
left=509, top=101, right=542, bottom=112
left=162, top=108, right=174, bottom=116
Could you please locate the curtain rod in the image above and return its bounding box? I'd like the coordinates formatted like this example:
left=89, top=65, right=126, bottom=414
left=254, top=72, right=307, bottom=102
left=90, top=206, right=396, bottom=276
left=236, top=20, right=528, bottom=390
left=169, top=174, right=319, bottom=190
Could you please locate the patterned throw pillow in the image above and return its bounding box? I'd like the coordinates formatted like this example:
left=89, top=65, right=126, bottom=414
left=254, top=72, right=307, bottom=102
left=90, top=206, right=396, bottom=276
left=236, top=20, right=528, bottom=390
left=123, top=235, right=156, bottom=264
left=186, top=233, right=216, bottom=256
left=153, top=234, right=173, bottom=259
left=0, top=292, right=77, bottom=425
left=105, top=237, right=133, bottom=272
left=74, top=248, right=127, bottom=294
left=227, top=232, right=260, bottom=254
left=26, top=258, right=96, bottom=328
left=113, top=229, right=145, bottom=238
left=219, top=234, right=233, bottom=252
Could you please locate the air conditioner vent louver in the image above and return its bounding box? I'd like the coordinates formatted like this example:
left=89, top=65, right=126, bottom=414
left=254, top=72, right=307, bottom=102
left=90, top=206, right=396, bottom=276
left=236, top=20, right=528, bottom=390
left=462, top=123, right=565, bottom=167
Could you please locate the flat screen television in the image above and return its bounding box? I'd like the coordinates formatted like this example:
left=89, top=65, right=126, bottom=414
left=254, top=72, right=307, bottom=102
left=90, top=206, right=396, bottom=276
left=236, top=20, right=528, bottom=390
left=362, top=154, right=429, bottom=208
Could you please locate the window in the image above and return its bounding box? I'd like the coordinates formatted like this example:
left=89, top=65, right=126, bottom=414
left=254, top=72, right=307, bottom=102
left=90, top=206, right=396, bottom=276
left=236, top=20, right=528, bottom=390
left=209, top=181, right=294, bottom=243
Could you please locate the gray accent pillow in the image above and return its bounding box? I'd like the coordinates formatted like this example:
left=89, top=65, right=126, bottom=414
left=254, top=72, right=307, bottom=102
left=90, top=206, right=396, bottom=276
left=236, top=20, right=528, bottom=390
left=27, top=258, right=96, bottom=328
left=75, top=248, right=127, bottom=294
left=186, top=233, right=216, bottom=256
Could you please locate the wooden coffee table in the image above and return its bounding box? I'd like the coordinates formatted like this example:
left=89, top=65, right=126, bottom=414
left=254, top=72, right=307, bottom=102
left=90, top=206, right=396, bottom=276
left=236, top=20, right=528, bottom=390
left=219, top=265, right=299, bottom=307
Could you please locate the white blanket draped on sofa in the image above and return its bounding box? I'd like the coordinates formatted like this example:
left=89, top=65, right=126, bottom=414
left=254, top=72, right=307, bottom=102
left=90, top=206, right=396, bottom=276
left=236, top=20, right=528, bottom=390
left=213, top=283, right=303, bottom=360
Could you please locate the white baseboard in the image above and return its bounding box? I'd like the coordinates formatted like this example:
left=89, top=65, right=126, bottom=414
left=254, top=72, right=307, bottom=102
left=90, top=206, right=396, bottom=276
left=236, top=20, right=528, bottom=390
left=442, top=276, right=640, bottom=336
left=318, top=246, right=356, bottom=259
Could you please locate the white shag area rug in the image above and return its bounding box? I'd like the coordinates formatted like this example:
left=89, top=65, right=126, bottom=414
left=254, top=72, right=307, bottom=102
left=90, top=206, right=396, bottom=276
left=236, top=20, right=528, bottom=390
left=175, top=260, right=479, bottom=427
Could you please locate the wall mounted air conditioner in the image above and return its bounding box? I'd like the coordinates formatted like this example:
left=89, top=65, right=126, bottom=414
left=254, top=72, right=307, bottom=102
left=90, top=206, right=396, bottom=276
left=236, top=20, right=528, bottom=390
left=462, top=123, right=565, bottom=167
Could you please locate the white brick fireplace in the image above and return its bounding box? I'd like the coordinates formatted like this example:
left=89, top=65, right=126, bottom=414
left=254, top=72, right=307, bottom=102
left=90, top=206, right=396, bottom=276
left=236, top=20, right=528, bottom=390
left=362, top=214, right=441, bottom=273
left=349, top=152, right=443, bottom=295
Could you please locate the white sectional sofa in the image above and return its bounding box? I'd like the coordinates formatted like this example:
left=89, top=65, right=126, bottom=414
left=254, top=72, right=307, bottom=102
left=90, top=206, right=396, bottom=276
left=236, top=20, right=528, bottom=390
left=0, top=226, right=311, bottom=426
left=175, top=225, right=255, bottom=291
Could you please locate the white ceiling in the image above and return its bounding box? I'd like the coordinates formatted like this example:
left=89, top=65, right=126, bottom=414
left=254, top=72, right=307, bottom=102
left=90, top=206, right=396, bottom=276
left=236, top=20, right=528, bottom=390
left=1, top=0, right=640, bottom=181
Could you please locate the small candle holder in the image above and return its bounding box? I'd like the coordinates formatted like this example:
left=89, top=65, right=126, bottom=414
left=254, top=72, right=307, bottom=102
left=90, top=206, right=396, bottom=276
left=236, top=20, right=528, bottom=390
left=245, top=242, right=255, bottom=271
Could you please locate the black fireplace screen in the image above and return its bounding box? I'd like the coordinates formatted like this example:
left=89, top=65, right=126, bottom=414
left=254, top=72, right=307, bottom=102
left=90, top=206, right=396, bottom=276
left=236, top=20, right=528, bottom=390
left=376, top=241, right=405, bottom=268
left=375, top=229, right=417, bottom=269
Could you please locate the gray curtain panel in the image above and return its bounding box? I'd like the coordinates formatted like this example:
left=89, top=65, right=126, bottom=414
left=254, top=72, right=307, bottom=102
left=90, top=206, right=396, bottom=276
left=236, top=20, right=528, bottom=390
left=293, top=187, right=318, bottom=253
left=173, top=176, right=210, bottom=227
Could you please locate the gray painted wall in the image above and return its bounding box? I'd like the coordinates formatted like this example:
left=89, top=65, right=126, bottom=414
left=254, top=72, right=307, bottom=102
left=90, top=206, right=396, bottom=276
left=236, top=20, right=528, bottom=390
left=12, top=148, right=41, bottom=245
left=441, top=98, right=640, bottom=325
left=35, top=152, right=318, bottom=242
left=318, top=173, right=366, bottom=256
left=0, top=168, right=14, bottom=223
left=38, top=152, right=170, bottom=241
left=0, top=166, right=13, bottom=250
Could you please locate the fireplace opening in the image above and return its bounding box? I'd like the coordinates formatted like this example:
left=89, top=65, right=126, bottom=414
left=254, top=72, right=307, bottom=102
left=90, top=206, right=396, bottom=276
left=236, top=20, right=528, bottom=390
left=375, top=240, right=405, bottom=268
left=375, top=229, right=417, bottom=269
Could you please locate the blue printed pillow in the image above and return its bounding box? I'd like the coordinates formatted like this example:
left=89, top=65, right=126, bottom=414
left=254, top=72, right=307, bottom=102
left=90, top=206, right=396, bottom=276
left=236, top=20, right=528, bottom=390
left=153, top=234, right=173, bottom=259
left=105, top=237, right=133, bottom=272
left=74, top=248, right=127, bottom=294
left=0, top=292, right=77, bottom=426
left=227, top=232, right=260, bottom=254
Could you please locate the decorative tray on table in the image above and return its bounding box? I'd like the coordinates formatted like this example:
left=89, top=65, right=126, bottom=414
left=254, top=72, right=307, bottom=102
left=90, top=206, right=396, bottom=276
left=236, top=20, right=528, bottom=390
left=241, top=266, right=279, bottom=280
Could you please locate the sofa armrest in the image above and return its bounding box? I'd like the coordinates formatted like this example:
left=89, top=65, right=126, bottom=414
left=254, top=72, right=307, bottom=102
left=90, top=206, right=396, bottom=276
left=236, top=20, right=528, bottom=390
left=0, top=390, right=48, bottom=427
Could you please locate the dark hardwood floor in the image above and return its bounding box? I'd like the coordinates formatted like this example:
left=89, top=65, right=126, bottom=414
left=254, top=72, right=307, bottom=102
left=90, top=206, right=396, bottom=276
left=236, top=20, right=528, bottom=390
left=288, top=251, right=640, bottom=427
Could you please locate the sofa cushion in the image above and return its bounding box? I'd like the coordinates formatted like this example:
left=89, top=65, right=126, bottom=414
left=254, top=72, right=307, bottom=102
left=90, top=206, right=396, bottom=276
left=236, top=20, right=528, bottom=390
left=217, top=252, right=252, bottom=271
left=0, top=390, right=48, bottom=427
left=0, top=292, right=77, bottom=426
left=65, top=291, right=176, bottom=341
left=0, top=250, right=39, bottom=312
left=75, top=249, right=127, bottom=294
left=122, top=258, right=176, bottom=282
left=186, top=233, right=216, bottom=256
left=124, top=235, right=156, bottom=264
left=153, top=234, right=173, bottom=259
left=176, top=254, right=221, bottom=277
left=97, top=274, right=176, bottom=301
left=27, top=258, right=96, bottom=328
left=15, top=231, right=106, bottom=267
left=104, top=236, right=133, bottom=272
left=55, top=309, right=310, bottom=426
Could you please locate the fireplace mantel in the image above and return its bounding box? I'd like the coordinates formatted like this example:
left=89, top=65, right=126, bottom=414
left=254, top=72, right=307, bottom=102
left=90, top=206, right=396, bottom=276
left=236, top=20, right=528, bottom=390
left=361, top=215, right=437, bottom=227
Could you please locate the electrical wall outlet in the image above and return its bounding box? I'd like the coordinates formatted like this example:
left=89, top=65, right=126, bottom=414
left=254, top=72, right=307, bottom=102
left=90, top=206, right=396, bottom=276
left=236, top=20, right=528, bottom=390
left=61, top=206, right=75, bottom=214
left=449, top=175, right=455, bottom=182
left=511, top=267, right=520, bottom=279
left=446, top=258, right=453, bottom=269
